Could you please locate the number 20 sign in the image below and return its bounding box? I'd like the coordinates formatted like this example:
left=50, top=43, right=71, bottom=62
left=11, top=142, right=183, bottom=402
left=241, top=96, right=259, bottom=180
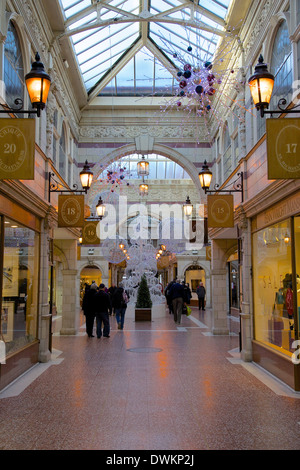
left=0, top=119, right=35, bottom=180
left=266, top=118, right=300, bottom=180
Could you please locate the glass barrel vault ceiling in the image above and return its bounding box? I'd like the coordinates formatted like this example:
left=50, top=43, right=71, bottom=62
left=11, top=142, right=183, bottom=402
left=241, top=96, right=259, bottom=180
left=59, top=0, right=232, bottom=95
left=98, top=155, right=191, bottom=180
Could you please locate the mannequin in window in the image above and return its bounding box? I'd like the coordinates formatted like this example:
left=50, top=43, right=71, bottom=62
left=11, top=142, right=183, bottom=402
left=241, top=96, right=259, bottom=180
left=274, top=287, right=284, bottom=316
left=285, top=282, right=294, bottom=330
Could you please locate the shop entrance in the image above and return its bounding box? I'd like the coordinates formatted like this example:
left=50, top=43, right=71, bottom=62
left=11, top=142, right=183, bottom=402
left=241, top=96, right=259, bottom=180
left=185, top=265, right=206, bottom=306
left=80, top=266, right=102, bottom=306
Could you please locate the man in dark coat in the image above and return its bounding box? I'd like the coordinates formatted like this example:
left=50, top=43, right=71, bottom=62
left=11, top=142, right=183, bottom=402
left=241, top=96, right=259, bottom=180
left=169, top=280, right=185, bottom=324
left=82, top=283, right=97, bottom=337
left=196, top=282, right=206, bottom=310
left=93, top=283, right=112, bottom=338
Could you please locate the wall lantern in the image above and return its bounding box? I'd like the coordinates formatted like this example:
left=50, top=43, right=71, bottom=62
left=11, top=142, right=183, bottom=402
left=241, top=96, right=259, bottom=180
left=0, top=52, right=51, bottom=117
left=79, top=160, right=94, bottom=191
left=249, top=55, right=300, bottom=117
left=49, top=160, right=93, bottom=201
left=137, top=155, right=149, bottom=177
left=199, top=160, right=244, bottom=202
left=183, top=196, right=193, bottom=217
left=96, top=196, right=106, bottom=220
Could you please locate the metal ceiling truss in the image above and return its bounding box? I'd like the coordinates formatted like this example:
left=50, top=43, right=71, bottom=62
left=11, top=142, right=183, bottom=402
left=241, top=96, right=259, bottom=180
left=59, top=0, right=227, bottom=40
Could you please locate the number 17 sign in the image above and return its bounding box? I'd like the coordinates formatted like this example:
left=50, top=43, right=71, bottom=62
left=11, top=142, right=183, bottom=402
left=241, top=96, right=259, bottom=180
left=266, top=118, right=300, bottom=180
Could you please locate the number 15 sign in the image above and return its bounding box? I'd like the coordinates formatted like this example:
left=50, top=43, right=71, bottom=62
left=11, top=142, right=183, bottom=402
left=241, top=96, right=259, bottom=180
left=0, top=119, right=35, bottom=180
left=266, top=118, right=300, bottom=180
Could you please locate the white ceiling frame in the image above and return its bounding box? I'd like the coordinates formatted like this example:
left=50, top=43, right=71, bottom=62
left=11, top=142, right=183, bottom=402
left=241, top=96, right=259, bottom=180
left=59, top=15, right=226, bottom=40
left=64, top=0, right=139, bottom=29
left=86, top=37, right=144, bottom=103
left=152, top=2, right=226, bottom=28
left=59, top=0, right=227, bottom=40
left=145, top=37, right=178, bottom=77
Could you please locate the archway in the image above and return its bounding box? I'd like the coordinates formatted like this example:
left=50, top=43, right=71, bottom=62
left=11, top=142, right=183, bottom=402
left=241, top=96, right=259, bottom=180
left=80, top=265, right=102, bottom=305
left=88, top=144, right=203, bottom=205
left=184, top=264, right=206, bottom=294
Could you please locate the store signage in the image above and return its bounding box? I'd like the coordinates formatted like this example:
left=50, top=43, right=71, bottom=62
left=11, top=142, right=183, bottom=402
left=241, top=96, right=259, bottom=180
left=266, top=118, right=300, bottom=179
left=207, top=195, right=234, bottom=228
left=0, top=119, right=35, bottom=180
left=82, top=221, right=100, bottom=245
left=58, top=195, right=85, bottom=227
left=256, top=192, right=300, bottom=231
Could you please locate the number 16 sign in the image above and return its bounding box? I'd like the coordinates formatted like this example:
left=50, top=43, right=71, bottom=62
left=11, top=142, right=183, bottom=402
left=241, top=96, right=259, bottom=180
left=266, top=118, right=300, bottom=180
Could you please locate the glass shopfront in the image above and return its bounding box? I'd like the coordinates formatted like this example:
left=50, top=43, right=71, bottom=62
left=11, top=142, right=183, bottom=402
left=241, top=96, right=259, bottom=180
left=1, top=217, right=39, bottom=357
left=228, top=253, right=240, bottom=311
left=253, top=217, right=299, bottom=356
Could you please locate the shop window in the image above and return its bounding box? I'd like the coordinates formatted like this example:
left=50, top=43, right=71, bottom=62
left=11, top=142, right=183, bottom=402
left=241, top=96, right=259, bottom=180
left=294, top=216, right=300, bottom=343
left=1, top=218, right=39, bottom=356
left=228, top=256, right=239, bottom=310
left=4, top=21, right=24, bottom=110
left=253, top=219, right=294, bottom=355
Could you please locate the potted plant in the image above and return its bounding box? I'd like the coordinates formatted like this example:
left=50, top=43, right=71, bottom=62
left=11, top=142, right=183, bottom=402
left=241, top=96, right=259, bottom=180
left=135, top=274, right=152, bottom=321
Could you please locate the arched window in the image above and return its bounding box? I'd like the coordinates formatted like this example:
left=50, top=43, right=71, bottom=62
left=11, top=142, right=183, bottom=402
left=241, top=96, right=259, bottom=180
left=270, top=20, right=293, bottom=110
left=256, top=20, right=293, bottom=141
left=59, top=125, right=66, bottom=180
left=4, top=21, right=25, bottom=109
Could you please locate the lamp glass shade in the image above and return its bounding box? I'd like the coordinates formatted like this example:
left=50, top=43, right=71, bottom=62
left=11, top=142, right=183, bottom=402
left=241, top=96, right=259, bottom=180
left=137, top=158, right=149, bottom=176
left=248, top=55, right=275, bottom=110
left=249, top=77, right=274, bottom=109
left=80, top=161, right=93, bottom=190
left=199, top=161, right=212, bottom=190
left=139, top=183, right=148, bottom=196
left=25, top=53, right=51, bottom=109
left=96, top=197, right=106, bottom=218
left=183, top=197, right=193, bottom=217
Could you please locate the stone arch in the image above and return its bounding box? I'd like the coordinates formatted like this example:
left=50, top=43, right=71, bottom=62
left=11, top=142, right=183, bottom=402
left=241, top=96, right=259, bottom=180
left=90, top=143, right=204, bottom=200
left=53, top=243, right=69, bottom=270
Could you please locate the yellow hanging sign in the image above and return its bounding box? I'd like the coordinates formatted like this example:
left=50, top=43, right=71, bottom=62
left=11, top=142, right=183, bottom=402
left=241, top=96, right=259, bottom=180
left=58, top=195, right=85, bottom=227
left=266, top=118, right=300, bottom=179
left=207, top=194, right=234, bottom=228
left=82, top=221, right=100, bottom=245
left=0, top=119, right=35, bottom=180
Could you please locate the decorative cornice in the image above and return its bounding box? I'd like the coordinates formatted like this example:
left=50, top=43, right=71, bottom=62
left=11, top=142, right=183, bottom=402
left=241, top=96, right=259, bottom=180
left=79, top=125, right=208, bottom=140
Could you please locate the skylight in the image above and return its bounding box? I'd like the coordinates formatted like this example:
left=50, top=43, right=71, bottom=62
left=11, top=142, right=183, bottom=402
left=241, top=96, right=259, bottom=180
left=59, top=0, right=231, bottom=94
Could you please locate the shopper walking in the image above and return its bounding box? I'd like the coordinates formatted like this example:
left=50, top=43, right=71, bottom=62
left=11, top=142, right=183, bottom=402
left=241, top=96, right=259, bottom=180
left=165, top=280, right=175, bottom=314
left=93, top=283, right=111, bottom=338
left=196, top=282, right=206, bottom=311
left=112, top=285, right=129, bottom=330
left=82, top=283, right=97, bottom=337
left=169, top=279, right=185, bottom=324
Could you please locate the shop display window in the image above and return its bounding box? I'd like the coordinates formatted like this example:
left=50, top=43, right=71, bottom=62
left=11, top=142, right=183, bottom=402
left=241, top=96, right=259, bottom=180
left=253, top=219, right=295, bottom=355
left=1, top=218, right=39, bottom=356
left=295, top=216, right=300, bottom=342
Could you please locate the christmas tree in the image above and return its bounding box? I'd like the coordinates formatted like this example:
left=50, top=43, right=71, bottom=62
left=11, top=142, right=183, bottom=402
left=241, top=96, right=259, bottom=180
left=135, top=274, right=152, bottom=308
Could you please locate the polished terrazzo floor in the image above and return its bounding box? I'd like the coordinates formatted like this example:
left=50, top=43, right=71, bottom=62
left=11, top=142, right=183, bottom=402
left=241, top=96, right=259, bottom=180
left=0, top=306, right=299, bottom=451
